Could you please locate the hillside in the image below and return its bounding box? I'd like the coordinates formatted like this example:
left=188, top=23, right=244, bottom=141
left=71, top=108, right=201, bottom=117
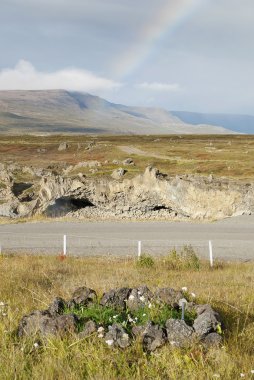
left=0, top=90, right=233, bottom=135
left=172, top=111, right=254, bottom=134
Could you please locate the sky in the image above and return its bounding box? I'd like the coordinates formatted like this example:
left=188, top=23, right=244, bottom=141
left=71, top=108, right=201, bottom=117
left=0, top=0, right=254, bottom=114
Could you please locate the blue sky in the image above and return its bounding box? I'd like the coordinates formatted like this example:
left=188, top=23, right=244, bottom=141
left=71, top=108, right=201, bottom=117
left=0, top=0, right=253, bottom=114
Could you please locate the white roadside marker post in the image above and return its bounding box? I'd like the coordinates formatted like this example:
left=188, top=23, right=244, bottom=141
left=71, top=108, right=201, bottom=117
left=138, top=241, right=142, bottom=258
left=63, top=235, right=67, bottom=256
left=209, top=240, right=213, bottom=267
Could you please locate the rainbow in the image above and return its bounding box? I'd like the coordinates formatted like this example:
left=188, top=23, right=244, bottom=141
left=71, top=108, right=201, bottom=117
left=112, top=0, right=207, bottom=79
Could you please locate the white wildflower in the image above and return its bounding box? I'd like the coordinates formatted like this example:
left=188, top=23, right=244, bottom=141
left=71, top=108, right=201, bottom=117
left=97, top=327, right=104, bottom=333
left=98, top=333, right=104, bottom=338
left=142, top=313, right=146, bottom=317
left=148, top=302, right=152, bottom=309
left=251, top=370, right=254, bottom=374
left=129, top=294, right=135, bottom=301
left=33, top=342, right=39, bottom=349
left=139, top=296, right=145, bottom=302
left=113, top=315, right=118, bottom=319
left=181, top=287, right=188, bottom=292
left=240, top=374, right=245, bottom=378
left=122, top=333, right=129, bottom=340
left=0, top=302, right=5, bottom=306
left=191, top=292, right=196, bottom=298
left=105, top=339, right=114, bottom=346
left=170, top=340, right=176, bottom=346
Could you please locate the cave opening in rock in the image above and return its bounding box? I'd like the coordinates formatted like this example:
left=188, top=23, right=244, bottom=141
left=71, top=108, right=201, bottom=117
left=45, top=196, right=95, bottom=217
left=152, top=205, right=171, bottom=211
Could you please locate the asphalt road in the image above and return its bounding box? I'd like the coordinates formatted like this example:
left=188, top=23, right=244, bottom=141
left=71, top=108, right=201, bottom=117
left=0, top=215, right=254, bottom=260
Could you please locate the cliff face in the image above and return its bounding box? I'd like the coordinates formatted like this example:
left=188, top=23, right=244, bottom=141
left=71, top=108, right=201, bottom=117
left=0, top=163, right=253, bottom=221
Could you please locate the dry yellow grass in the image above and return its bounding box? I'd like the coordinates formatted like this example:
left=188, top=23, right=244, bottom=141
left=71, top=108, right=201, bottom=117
left=1, top=134, right=254, bottom=180
left=0, top=254, right=253, bottom=379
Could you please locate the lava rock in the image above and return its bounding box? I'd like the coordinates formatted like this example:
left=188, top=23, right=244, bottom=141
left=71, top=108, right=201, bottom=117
left=48, top=297, right=67, bottom=316
left=154, top=288, right=184, bottom=309
left=100, top=287, right=131, bottom=310
left=78, top=320, right=97, bottom=338
left=18, top=311, right=78, bottom=337
left=69, top=287, right=97, bottom=308
left=126, top=286, right=153, bottom=311
left=104, top=323, right=130, bottom=348
left=166, top=319, right=194, bottom=347
left=193, top=304, right=221, bottom=338
left=142, top=323, right=167, bottom=352
left=201, top=332, right=222, bottom=349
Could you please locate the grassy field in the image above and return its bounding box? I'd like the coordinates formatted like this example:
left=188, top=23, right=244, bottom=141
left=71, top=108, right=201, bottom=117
left=1, top=134, right=254, bottom=180
left=0, top=254, right=253, bottom=379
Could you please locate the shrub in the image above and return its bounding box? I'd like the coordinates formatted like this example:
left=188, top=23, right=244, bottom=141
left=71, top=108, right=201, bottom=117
left=136, top=254, right=155, bottom=269
left=165, top=245, right=200, bottom=271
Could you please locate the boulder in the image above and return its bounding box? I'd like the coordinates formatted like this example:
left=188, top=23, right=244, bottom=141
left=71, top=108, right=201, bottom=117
left=100, top=287, right=131, bottom=310
left=78, top=320, right=97, bottom=338
left=201, top=332, right=222, bottom=349
left=18, top=311, right=78, bottom=337
left=154, top=288, right=183, bottom=309
left=58, top=142, right=69, bottom=151
left=126, top=286, right=153, bottom=311
left=69, top=287, right=97, bottom=308
left=122, top=158, right=134, bottom=166
left=193, top=304, right=221, bottom=338
left=104, top=323, right=130, bottom=348
left=111, top=168, right=127, bottom=180
left=165, top=319, right=194, bottom=347
left=142, top=323, right=167, bottom=352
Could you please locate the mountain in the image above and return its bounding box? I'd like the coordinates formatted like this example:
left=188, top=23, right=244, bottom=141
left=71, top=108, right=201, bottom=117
left=171, top=111, right=254, bottom=134
left=0, top=90, right=234, bottom=135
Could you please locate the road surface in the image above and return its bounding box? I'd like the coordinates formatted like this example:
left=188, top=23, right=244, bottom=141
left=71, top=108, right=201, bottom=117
left=0, top=215, right=253, bottom=260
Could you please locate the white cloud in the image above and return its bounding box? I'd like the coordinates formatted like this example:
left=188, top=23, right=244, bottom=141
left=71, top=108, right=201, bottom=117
left=0, top=60, right=122, bottom=92
left=136, top=82, right=181, bottom=92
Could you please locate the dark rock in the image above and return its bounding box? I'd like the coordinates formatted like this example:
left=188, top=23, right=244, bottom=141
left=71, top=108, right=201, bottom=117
left=193, top=305, right=221, bottom=338
left=69, top=287, right=97, bottom=308
left=48, top=297, right=66, bottom=316
left=100, top=287, right=131, bottom=310
left=201, top=332, right=222, bottom=349
left=166, top=319, right=194, bottom=348
left=18, top=310, right=51, bottom=337
left=42, top=314, right=78, bottom=336
left=154, top=288, right=183, bottom=309
left=126, top=286, right=153, bottom=311
left=78, top=320, right=97, bottom=338
left=18, top=311, right=78, bottom=337
left=104, top=323, right=130, bottom=348
left=142, top=323, right=167, bottom=352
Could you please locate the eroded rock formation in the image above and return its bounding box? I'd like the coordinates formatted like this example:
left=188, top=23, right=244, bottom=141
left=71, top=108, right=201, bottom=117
left=0, top=162, right=253, bottom=220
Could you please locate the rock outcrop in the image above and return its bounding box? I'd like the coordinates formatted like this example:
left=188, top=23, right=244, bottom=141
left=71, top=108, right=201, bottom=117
left=1, top=162, right=254, bottom=221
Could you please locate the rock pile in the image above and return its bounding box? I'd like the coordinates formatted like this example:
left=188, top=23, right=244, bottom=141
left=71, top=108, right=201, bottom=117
left=18, top=285, right=222, bottom=352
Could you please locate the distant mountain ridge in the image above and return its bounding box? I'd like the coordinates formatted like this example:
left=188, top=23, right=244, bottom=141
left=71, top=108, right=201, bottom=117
left=172, top=111, right=254, bottom=134
left=0, top=89, right=235, bottom=135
